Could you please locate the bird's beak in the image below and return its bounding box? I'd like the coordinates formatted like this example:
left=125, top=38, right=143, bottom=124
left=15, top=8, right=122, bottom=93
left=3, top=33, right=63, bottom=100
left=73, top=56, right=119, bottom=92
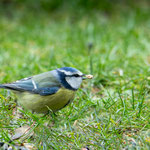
left=82, top=74, right=93, bottom=80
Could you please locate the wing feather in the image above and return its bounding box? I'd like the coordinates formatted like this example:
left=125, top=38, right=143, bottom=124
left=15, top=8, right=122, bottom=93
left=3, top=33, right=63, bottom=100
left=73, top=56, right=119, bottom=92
left=0, top=70, right=61, bottom=96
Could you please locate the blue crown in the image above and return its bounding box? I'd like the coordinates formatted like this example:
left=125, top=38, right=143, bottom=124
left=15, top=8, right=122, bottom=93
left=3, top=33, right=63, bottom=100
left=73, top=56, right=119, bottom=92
left=59, top=67, right=78, bottom=73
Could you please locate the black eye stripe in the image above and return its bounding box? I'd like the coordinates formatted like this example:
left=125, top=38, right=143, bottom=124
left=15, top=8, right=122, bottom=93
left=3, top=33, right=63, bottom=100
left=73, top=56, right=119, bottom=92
left=66, top=74, right=83, bottom=77
left=74, top=74, right=80, bottom=77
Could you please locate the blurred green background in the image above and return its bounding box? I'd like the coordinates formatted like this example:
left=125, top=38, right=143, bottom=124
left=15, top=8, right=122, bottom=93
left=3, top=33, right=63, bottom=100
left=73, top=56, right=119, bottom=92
left=1, top=0, right=150, bottom=149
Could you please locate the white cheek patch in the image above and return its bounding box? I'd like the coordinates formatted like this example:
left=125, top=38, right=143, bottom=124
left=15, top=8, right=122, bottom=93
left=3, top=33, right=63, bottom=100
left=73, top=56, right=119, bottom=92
left=65, top=77, right=82, bottom=89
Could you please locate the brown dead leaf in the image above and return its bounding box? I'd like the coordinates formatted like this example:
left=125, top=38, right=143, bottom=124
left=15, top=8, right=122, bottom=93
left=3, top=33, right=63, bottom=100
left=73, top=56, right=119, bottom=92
left=12, top=125, right=34, bottom=141
left=23, top=143, right=36, bottom=150
left=91, top=87, right=100, bottom=94
left=13, top=106, right=24, bottom=119
left=73, top=120, right=78, bottom=127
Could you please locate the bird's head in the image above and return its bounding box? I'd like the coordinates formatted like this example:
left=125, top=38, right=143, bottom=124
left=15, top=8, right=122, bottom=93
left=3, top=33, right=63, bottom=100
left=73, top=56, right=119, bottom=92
left=56, top=67, right=93, bottom=90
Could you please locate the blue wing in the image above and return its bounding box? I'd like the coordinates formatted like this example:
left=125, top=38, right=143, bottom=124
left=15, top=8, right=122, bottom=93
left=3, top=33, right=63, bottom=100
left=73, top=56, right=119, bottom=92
left=0, top=70, right=61, bottom=96
left=33, top=87, right=60, bottom=96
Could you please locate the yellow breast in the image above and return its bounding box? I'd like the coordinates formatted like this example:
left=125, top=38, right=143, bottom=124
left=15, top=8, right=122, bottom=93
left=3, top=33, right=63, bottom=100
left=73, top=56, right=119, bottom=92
left=15, top=88, right=76, bottom=113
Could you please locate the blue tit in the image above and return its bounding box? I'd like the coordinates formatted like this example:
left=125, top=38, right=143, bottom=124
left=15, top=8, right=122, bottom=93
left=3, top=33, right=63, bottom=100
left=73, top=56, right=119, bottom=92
left=0, top=67, right=93, bottom=113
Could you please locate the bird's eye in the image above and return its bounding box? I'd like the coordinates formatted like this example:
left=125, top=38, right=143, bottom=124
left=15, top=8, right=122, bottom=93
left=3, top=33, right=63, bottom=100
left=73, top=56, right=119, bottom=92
left=73, top=74, right=80, bottom=77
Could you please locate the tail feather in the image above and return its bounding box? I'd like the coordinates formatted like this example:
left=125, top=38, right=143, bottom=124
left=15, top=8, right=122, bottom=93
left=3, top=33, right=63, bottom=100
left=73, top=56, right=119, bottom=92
left=0, top=84, right=17, bottom=91
left=0, top=84, right=18, bottom=91
left=0, top=84, right=26, bottom=92
left=0, top=84, right=5, bottom=88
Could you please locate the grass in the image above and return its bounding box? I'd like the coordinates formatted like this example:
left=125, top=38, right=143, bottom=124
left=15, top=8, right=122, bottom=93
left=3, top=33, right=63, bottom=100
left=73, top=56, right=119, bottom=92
left=1, top=2, right=150, bottom=149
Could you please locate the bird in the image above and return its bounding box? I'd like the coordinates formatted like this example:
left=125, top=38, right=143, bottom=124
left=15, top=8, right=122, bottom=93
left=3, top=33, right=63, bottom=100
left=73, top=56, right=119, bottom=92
left=0, top=67, right=93, bottom=113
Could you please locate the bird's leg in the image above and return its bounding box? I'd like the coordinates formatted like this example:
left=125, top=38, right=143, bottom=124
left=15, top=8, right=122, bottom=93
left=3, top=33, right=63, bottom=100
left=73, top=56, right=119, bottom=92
left=41, top=111, right=57, bottom=127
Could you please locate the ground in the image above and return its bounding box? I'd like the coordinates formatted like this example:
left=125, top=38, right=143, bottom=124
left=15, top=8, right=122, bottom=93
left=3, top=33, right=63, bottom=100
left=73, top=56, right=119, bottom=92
left=1, top=2, right=150, bottom=149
